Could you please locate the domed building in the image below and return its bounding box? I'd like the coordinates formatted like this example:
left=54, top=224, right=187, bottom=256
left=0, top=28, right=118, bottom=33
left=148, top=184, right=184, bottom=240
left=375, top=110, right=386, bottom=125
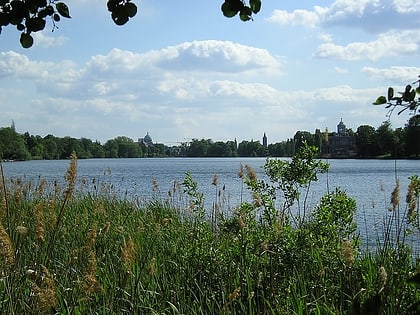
left=138, top=132, right=153, bottom=147
left=321, top=119, right=356, bottom=158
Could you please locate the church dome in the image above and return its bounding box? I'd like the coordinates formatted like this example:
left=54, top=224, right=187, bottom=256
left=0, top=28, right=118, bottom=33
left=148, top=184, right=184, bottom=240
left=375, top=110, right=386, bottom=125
left=143, top=132, right=152, bottom=144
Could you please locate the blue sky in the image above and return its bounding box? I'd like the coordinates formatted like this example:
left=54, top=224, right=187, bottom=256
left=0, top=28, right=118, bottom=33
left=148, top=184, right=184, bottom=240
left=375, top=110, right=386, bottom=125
left=1, top=0, right=420, bottom=145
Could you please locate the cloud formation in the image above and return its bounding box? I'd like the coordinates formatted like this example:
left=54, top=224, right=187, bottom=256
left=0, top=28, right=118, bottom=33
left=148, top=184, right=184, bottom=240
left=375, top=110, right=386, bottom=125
left=267, top=0, right=420, bottom=32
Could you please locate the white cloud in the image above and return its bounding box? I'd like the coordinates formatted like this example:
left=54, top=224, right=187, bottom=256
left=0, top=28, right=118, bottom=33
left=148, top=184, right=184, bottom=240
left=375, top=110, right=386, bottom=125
left=266, top=9, right=321, bottom=28
left=32, top=33, right=69, bottom=48
left=362, top=66, right=420, bottom=84
left=267, top=0, right=420, bottom=33
left=314, top=30, right=420, bottom=61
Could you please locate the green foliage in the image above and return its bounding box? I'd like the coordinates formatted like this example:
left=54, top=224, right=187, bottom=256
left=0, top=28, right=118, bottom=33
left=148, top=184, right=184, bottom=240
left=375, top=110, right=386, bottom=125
left=221, top=0, right=261, bottom=21
left=1, top=0, right=263, bottom=48
left=0, top=0, right=72, bottom=48
left=374, top=77, right=420, bottom=116
left=107, top=0, right=137, bottom=26
left=0, top=148, right=419, bottom=314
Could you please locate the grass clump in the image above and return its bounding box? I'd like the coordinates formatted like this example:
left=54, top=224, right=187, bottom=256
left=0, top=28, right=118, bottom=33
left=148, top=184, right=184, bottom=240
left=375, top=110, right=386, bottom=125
left=0, top=145, right=419, bottom=314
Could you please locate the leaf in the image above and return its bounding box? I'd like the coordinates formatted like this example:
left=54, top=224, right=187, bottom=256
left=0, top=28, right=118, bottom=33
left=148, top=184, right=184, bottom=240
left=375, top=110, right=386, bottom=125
left=26, top=17, right=46, bottom=32
left=403, top=89, right=416, bottom=102
left=249, top=0, right=261, bottom=14
left=20, top=32, right=33, bottom=48
left=111, top=5, right=129, bottom=25
left=125, top=2, right=137, bottom=18
left=416, top=87, right=420, bottom=94
left=56, top=2, right=71, bottom=18
left=221, top=2, right=238, bottom=18
left=373, top=96, right=387, bottom=105
left=239, top=6, right=252, bottom=21
left=387, top=87, right=394, bottom=101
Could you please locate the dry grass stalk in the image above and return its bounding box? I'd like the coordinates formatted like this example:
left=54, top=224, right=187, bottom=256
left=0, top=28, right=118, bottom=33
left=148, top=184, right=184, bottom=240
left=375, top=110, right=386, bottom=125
left=0, top=222, right=15, bottom=272
left=389, top=180, right=400, bottom=211
left=34, top=202, right=46, bottom=244
left=245, top=165, right=257, bottom=181
left=341, top=239, right=355, bottom=268
left=212, top=174, right=219, bottom=186
left=121, top=236, right=137, bottom=271
left=238, top=164, right=244, bottom=179
left=30, top=265, right=58, bottom=313
left=406, top=178, right=419, bottom=220
left=76, top=228, right=103, bottom=299
left=378, top=266, right=387, bottom=292
left=64, top=152, right=78, bottom=200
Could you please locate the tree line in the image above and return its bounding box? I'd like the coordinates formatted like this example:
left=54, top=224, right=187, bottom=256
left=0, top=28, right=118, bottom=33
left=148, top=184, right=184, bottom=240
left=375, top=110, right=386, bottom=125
left=0, top=116, right=419, bottom=161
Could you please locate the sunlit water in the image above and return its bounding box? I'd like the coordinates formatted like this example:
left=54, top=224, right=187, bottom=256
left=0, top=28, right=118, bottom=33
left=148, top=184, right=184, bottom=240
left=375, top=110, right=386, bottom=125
left=2, top=158, right=419, bottom=254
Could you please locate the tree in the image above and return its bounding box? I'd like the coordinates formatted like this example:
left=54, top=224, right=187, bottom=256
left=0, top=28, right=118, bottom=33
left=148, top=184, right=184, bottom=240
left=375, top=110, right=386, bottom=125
left=374, top=77, right=420, bottom=116
left=375, top=120, right=396, bottom=157
left=0, top=0, right=262, bottom=48
left=0, top=127, right=30, bottom=160
left=405, top=115, right=420, bottom=158
left=356, top=125, right=378, bottom=158
left=187, top=139, right=212, bottom=157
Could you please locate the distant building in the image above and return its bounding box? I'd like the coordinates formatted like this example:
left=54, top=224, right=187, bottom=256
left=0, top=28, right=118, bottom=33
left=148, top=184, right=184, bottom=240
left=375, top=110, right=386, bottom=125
left=138, top=131, right=153, bottom=147
left=263, top=132, right=267, bottom=147
left=321, top=119, right=357, bottom=158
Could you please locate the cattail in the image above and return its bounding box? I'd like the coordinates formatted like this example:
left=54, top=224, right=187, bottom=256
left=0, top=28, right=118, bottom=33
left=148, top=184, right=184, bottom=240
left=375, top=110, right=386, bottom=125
left=378, top=266, right=387, bottom=292
left=0, top=222, right=15, bottom=271
left=389, top=180, right=400, bottom=211
left=342, top=239, right=355, bottom=268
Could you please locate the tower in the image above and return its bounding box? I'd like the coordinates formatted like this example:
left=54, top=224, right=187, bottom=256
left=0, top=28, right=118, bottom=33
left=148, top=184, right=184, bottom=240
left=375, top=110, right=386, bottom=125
left=337, top=118, right=346, bottom=136
left=263, top=132, right=267, bottom=147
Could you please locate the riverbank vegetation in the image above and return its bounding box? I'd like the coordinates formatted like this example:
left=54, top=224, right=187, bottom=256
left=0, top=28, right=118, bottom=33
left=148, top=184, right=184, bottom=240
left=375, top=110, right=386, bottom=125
left=1, top=144, right=419, bottom=314
left=1, top=115, right=420, bottom=160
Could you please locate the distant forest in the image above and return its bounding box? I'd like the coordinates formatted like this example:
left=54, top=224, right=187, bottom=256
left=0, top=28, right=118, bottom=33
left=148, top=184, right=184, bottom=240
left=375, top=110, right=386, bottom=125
left=1, top=116, right=419, bottom=161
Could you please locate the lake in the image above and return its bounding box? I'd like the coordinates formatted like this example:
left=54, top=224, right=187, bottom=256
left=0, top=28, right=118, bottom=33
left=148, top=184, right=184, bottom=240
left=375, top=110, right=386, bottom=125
left=2, top=157, right=419, bottom=253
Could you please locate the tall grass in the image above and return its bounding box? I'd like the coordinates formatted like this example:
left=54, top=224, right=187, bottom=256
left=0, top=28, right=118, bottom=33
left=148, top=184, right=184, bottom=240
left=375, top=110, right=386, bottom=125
left=0, top=146, right=419, bottom=314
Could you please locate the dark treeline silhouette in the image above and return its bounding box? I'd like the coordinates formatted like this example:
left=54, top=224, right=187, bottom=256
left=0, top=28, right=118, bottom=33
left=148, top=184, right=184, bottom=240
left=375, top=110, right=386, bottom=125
left=1, top=116, right=419, bottom=161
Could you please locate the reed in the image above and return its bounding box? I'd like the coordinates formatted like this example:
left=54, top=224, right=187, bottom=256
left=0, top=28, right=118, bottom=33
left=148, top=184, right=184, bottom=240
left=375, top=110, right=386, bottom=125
left=0, top=146, right=418, bottom=314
